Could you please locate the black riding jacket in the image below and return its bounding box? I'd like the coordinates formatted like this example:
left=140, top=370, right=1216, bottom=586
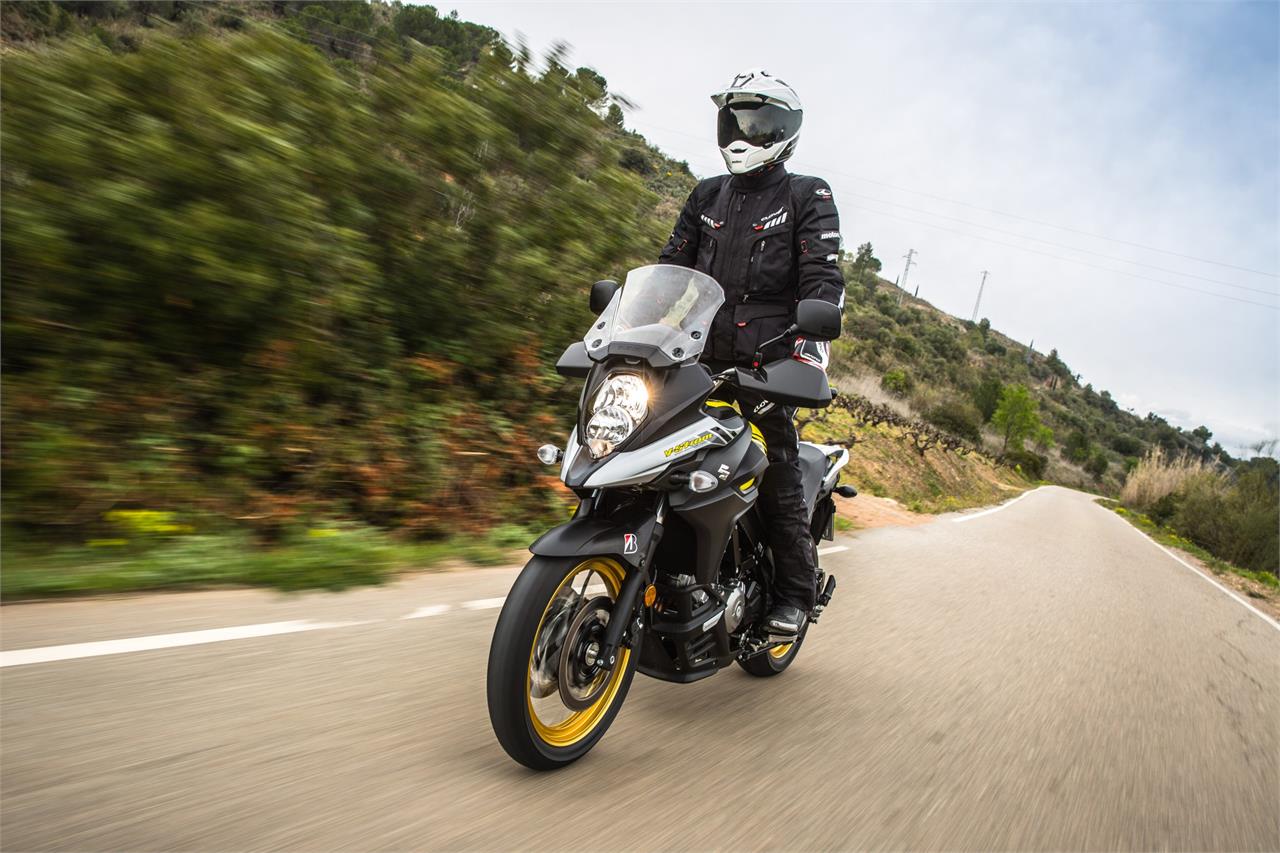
left=658, top=164, right=845, bottom=365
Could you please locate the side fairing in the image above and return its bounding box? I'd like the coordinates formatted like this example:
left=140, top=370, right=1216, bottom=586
left=571, top=416, right=740, bottom=489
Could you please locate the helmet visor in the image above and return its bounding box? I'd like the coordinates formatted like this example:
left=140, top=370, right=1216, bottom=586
left=716, top=102, right=803, bottom=149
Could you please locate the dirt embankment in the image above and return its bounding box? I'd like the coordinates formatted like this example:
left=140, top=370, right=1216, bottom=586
left=801, top=411, right=1030, bottom=522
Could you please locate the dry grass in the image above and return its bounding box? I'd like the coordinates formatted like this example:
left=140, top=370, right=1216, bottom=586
left=1120, top=446, right=1216, bottom=509
left=833, top=371, right=916, bottom=418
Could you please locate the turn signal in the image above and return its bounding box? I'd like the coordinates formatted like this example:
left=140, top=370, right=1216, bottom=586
left=688, top=470, right=718, bottom=493
left=536, top=444, right=563, bottom=465
left=643, top=584, right=657, bottom=607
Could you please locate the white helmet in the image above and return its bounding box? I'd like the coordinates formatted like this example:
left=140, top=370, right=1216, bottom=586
left=710, top=69, right=803, bottom=175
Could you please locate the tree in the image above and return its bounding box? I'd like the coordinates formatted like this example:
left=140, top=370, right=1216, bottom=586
left=977, top=317, right=990, bottom=339
left=851, top=242, right=881, bottom=298
left=1191, top=425, right=1213, bottom=443
left=852, top=242, right=881, bottom=274
left=991, top=384, right=1041, bottom=453
left=972, top=374, right=1003, bottom=423
left=1045, top=348, right=1072, bottom=389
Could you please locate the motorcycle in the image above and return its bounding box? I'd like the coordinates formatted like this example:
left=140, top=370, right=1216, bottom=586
left=486, top=264, right=854, bottom=770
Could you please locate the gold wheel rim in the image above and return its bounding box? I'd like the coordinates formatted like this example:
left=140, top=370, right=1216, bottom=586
left=526, top=558, right=632, bottom=748
left=769, top=642, right=794, bottom=659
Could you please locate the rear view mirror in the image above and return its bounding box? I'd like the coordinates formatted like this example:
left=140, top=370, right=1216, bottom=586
left=794, top=299, right=842, bottom=341
left=590, top=280, right=620, bottom=314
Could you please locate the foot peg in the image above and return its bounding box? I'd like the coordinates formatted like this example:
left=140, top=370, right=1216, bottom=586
left=810, top=575, right=837, bottom=622
left=834, top=484, right=858, bottom=498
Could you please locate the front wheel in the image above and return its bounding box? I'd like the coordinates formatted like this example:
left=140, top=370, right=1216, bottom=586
left=486, top=555, right=638, bottom=770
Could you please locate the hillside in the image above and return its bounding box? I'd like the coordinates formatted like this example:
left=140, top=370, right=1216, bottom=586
left=827, top=248, right=1235, bottom=492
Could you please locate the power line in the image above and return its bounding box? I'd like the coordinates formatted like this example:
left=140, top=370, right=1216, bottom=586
left=627, top=118, right=1279, bottom=278
left=835, top=189, right=1277, bottom=296
left=642, top=134, right=1276, bottom=309
left=848, top=203, right=1279, bottom=311
left=797, top=159, right=1280, bottom=279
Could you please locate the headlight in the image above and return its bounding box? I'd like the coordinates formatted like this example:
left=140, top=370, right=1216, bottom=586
left=585, top=374, right=648, bottom=459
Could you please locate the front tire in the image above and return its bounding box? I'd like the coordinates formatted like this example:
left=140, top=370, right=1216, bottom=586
left=487, top=556, right=638, bottom=770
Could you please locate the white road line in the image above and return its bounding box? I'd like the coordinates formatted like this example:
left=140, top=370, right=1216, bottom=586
left=401, top=604, right=452, bottom=620
left=0, top=620, right=369, bottom=668
left=462, top=598, right=506, bottom=610
left=817, top=545, right=849, bottom=556
left=1104, top=510, right=1280, bottom=633
left=953, top=488, right=1037, bottom=523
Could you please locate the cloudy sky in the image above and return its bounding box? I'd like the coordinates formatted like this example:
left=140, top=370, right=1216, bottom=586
left=448, top=0, right=1279, bottom=454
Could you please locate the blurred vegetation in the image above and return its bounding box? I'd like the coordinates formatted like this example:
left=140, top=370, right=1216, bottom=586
left=2, top=1, right=694, bottom=581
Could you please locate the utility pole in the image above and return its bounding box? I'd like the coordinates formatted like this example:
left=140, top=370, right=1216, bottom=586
left=897, top=249, right=917, bottom=305
left=969, top=270, right=989, bottom=323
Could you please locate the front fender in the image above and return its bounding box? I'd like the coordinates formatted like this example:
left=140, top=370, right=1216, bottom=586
left=529, top=506, right=660, bottom=570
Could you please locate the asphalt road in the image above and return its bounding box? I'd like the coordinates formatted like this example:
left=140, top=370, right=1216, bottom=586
left=2, top=486, right=1276, bottom=851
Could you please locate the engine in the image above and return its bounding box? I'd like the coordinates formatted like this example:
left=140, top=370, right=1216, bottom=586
left=722, top=582, right=747, bottom=633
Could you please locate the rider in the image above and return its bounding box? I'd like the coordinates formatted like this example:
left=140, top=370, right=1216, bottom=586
left=659, top=69, right=845, bottom=639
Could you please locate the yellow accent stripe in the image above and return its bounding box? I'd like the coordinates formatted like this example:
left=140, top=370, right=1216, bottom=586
left=739, top=478, right=756, bottom=492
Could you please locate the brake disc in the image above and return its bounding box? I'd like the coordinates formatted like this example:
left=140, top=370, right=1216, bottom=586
left=529, top=596, right=575, bottom=699
left=557, top=595, right=614, bottom=711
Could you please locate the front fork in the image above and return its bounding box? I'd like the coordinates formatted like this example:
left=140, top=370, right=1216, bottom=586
left=593, top=494, right=666, bottom=670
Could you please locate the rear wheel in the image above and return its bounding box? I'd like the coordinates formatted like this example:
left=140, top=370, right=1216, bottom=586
left=487, top=556, right=638, bottom=770
left=737, top=627, right=807, bottom=677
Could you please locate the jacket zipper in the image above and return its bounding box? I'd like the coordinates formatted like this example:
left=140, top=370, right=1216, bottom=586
left=743, top=238, right=766, bottom=302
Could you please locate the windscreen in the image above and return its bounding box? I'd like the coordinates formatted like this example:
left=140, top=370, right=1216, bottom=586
left=586, top=265, right=724, bottom=363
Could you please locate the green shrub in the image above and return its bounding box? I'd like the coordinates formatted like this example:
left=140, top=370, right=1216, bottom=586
left=1004, top=450, right=1047, bottom=480
left=1086, top=449, right=1109, bottom=480
left=881, top=369, right=913, bottom=396
left=892, top=332, right=920, bottom=357
left=1173, top=461, right=1279, bottom=575
left=1063, top=429, right=1092, bottom=464
left=926, top=399, right=982, bottom=442
left=1111, top=434, right=1143, bottom=455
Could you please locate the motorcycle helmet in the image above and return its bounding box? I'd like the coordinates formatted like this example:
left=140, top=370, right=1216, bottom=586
left=710, top=68, right=803, bottom=175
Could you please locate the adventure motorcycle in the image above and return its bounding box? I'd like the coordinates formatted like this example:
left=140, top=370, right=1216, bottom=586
left=486, top=265, right=854, bottom=770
